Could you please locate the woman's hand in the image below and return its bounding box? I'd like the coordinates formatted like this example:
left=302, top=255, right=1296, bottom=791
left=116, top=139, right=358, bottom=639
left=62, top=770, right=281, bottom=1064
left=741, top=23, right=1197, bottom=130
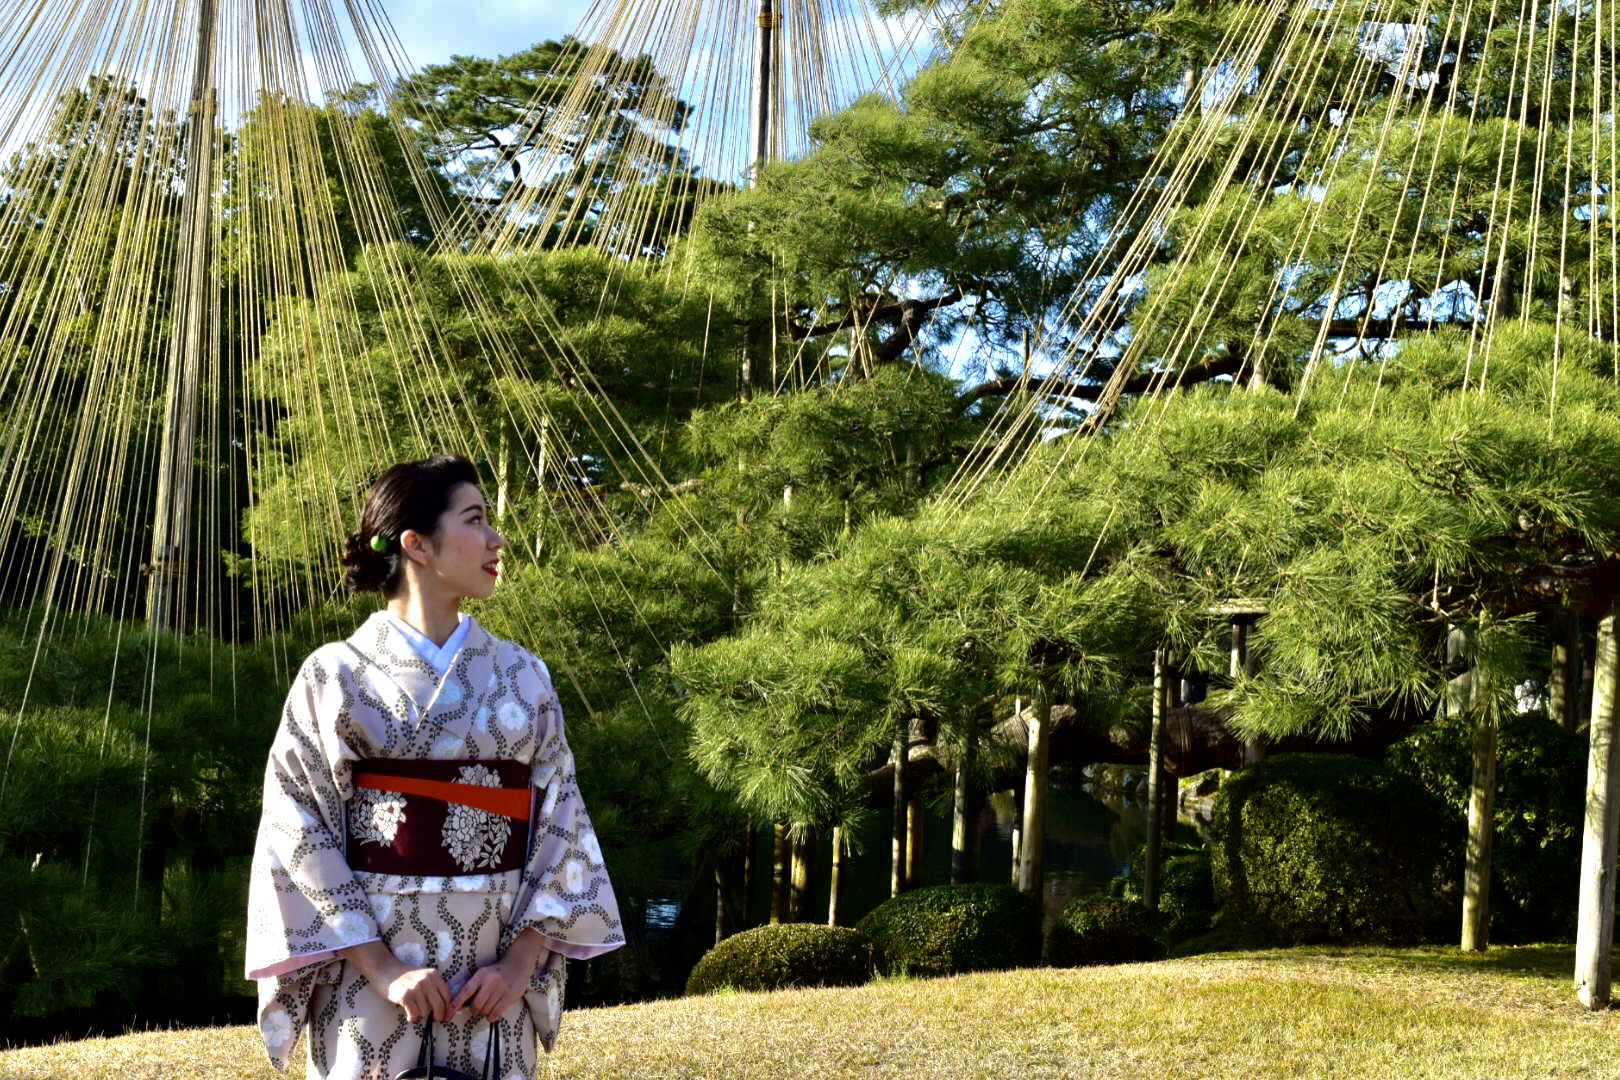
left=340, top=940, right=453, bottom=1022
left=450, top=928, right=547, bottom=1022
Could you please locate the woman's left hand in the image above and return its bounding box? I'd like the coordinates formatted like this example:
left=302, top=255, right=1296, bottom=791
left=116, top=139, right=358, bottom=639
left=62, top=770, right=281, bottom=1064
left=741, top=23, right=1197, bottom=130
left=451, top=929, right=547, bottom=1021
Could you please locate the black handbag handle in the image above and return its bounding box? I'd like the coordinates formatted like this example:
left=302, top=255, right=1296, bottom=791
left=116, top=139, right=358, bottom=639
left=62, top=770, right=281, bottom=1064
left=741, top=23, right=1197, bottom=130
left=402, top=1014, right=502, bottom=1080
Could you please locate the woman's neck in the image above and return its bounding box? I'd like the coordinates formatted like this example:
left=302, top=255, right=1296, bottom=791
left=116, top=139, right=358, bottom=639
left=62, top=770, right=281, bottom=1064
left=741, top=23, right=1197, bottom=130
left=386, top=592, right=461, bottom=647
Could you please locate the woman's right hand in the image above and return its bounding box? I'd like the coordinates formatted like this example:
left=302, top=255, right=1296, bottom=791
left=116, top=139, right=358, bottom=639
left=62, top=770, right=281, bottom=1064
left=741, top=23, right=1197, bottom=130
left=339, top=940, right=452, bottom=1021
left=378, top=962, right=453, bottom=1022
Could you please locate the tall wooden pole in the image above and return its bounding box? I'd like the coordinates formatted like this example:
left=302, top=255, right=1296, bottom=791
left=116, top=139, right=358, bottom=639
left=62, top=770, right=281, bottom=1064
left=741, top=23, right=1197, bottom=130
left=1449, top=625, right=1495, bottom=953
left=905, top=795, right=923, bottom=889
left=769, top=823, right=790, bottom=924
left=149, top=0, right=218, bottom=629
left=739, top=0, right=780, bottom=399
left=1233, top=619, right=1265, bottom=766
left=827, top=824, right=844, bottom=926
left=951, top=733, right=976, bottom=884
left=1575, top=602, right=1620, bottom=1009
left=1017, top=691, right=1050, bottom=908
left=1144, top=649, right=1167, bottom=910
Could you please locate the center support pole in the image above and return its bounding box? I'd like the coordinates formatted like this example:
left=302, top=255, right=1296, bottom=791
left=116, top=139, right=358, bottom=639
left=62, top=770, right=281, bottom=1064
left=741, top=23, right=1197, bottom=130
left=1576, top=602, right=1620, bottom=1008
left=148, top=0, right=218, bottom=629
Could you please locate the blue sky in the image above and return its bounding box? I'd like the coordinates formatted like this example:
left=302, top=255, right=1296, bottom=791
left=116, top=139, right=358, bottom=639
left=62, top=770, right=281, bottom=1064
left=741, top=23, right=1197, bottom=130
left=382, top=0, right=586, bottom=69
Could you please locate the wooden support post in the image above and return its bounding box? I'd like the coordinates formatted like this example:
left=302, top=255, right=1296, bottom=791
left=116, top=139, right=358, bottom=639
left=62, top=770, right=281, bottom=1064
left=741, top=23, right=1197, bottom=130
left=1448, top=625, right=1496, bottom=952
left=1576, top=602, right=1620, bottom=1009
left=1017, top=691, right=1050, bottom=907
left=770, top=824, right=790, bottom=925
left=790, top=832, right=812, bottom=923
left=1461, top=703, right=1497, bottom=952
left=1145, top=649, right=1167, bottom=910
left=828, top=824, right=844, bottom=926
left=891, top=721, right=909, bottom=898
left=951, top=735, right=976, bottom=884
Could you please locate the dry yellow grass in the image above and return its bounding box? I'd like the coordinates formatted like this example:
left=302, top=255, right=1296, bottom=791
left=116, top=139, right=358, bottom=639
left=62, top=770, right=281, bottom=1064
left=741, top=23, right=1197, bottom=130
left=3, top=946, right=1616, bottom=1079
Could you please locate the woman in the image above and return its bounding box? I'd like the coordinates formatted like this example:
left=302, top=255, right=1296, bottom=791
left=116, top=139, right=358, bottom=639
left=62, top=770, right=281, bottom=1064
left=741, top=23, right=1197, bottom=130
left=246, top=455, right=622, bottom=1079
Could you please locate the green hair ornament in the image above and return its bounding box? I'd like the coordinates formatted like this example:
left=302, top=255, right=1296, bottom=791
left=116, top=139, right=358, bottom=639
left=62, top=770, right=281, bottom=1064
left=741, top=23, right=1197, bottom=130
left=369, top=534, right=389, bottom=553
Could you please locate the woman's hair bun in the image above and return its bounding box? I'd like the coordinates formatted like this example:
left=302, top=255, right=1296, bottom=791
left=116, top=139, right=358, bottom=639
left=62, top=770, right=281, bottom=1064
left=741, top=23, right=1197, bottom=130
left=341, top=455, right=481, bottom=596
left=340, top=529, right=394, bottom=594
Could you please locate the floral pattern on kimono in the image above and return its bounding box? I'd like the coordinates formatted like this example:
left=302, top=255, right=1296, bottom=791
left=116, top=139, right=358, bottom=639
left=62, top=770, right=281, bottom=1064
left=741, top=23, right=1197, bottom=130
left=246, top=612, right=623, bottom=1079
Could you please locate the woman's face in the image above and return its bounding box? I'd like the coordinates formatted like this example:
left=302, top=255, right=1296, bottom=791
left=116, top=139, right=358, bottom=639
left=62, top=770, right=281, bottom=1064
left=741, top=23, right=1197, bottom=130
left=405, top=482, right=505, bottom=602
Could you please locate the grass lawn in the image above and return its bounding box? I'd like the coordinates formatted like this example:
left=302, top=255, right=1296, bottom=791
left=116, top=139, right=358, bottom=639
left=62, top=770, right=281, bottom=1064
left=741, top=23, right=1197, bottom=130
left=3, top=945, right=1616, bottom=1079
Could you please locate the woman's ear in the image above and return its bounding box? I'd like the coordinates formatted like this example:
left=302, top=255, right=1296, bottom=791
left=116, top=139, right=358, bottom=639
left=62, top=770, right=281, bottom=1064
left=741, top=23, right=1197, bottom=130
left=398, top=528, right=432, bottom=567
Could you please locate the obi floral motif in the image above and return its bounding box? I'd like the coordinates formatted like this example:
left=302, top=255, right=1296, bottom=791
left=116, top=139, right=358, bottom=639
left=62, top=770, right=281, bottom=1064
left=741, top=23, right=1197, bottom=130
left=349, top=788, right=408, bottom=847
left=442, top=764, right=514, bottom=872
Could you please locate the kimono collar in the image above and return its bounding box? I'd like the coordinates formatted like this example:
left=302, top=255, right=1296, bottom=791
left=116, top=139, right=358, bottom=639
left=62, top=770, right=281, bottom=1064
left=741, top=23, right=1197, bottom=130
left=386, top=611, right=470, bottom=677
left=347, top=611, right=498, bottom=756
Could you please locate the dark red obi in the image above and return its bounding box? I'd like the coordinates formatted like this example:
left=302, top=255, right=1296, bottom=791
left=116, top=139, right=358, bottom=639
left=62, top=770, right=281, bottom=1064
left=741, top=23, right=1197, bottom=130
left=345, top=759, right=532, bottom=877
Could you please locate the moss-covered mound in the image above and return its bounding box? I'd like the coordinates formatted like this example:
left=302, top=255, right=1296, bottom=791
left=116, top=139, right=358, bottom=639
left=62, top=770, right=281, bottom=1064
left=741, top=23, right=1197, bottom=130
left=685, top=923, right=873, bottom=995
left=855, top=883, right=1040, bottom=977
left=1208, top=753, right=1455, bottom=943
left=1046, top=896, right=1165, bottom=966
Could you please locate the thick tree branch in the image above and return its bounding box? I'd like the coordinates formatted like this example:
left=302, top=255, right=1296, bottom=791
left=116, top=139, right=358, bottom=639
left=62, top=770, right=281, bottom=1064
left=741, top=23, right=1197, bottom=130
left=789, top=290, right=963, bottom=342
left=961, top=348, right=1245, bottom=406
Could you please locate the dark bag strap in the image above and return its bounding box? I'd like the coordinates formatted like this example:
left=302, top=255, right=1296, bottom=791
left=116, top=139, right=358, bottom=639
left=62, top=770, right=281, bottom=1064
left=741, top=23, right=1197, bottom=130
left=406, top=1014, right=502, bottom=1080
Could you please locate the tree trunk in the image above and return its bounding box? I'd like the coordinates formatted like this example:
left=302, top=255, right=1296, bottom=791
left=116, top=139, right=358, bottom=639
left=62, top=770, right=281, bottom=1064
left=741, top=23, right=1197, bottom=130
left=714, top=861, right=729, bottom=945
left=1575, top=602, right=1620, bottom=1009
left=1551, top=608, right=1582, bottom=730
left=828, top=824, right=844, bottom=926
left=1017, top=691, right=1050, bottom=908
left=770, top=824, right=790, bottom=925
left=1461, top=702, right=1497, bottom=952
left=891, top=721, right=908, bottom=898
left=906, top=796, right=923, bottom=889
left=951, top=734, right=976, bottom=884
left=1145, top=649, right=1168, bottom=910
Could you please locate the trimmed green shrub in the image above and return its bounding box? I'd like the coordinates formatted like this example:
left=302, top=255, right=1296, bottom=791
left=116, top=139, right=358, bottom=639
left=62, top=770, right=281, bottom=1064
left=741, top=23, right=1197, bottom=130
left=1388, top=711, right=1584, bottom=943
left=1208, top=754, right=1455, bottom=944
left=855, top=883, right=1040, bottom=977
left=1047, top=896, right=1165, bottom=966
left=1110, top=841, right=1217, bottom=945
left=684, top=923, right=872, bottom=995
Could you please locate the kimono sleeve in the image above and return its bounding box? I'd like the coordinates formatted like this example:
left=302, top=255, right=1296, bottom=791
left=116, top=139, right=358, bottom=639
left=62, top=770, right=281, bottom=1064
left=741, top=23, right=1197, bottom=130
left=502, top=655, right=624, bottom=962
left=245, top=653, right=380, bottom=1070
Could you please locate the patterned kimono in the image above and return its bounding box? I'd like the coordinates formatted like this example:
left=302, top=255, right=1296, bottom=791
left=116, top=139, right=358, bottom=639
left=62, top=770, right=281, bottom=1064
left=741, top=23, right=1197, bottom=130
left=246, top=612, right=623, bottom=1079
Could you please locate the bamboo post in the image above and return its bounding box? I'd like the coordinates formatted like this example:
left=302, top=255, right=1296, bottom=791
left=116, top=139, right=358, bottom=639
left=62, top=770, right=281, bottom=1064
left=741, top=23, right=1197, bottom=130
left=1144, top=649, right=1167, bottom=910
left=1017, top=691, right=1050, bottom=906
left=828, top=824, right=844, bottom=926
left=1575, top=603, right=1620, bottom=1009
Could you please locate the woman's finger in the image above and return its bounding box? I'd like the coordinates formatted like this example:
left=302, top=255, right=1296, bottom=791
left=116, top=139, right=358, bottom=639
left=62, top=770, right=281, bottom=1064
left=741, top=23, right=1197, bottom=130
left=450, top=970, right=487, bottom=1015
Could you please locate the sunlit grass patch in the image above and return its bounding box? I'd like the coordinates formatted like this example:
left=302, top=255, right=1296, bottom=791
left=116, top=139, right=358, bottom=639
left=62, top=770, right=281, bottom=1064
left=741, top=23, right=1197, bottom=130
left=3, top=946, right=1617, bottom=1079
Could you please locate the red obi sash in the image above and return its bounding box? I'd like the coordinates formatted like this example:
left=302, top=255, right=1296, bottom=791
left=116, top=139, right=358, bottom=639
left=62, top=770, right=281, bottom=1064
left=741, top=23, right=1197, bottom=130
left=345, top=759, right=532, bottom=877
